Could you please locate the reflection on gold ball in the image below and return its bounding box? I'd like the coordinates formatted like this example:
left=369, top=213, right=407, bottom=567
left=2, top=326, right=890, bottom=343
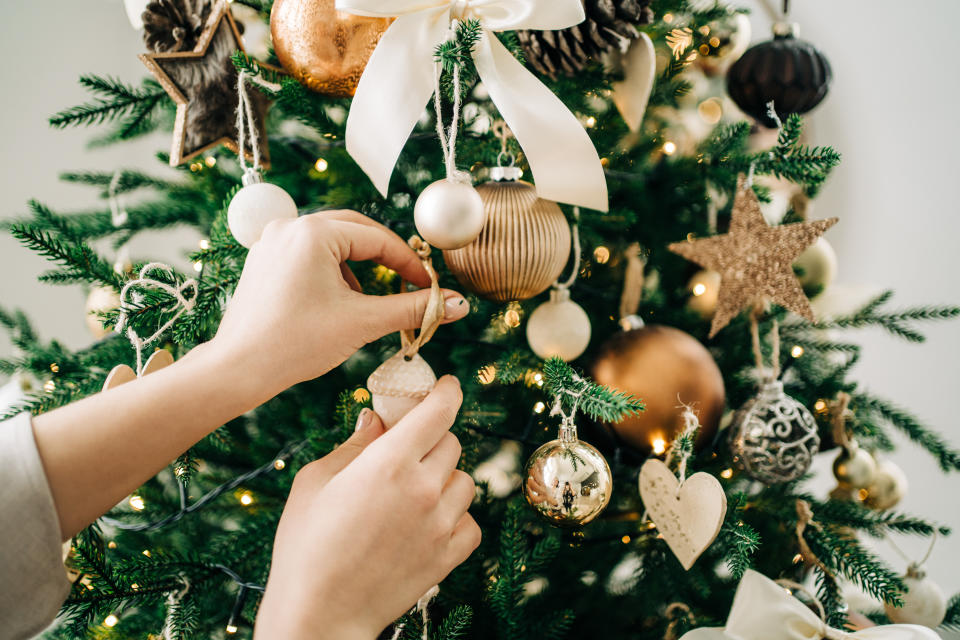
left=523, top=436, right=612, bottom=527
left=591, top=325, right=725, bottom=454
left=270, top=0, right=392, bottom=97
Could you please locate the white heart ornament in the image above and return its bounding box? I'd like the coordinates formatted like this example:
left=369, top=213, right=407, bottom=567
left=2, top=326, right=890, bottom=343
left=608, top=33, right=656, bottom=132
left=102, top=349, right=175, bottom=392
left=639, top=459, right=726, bottom=570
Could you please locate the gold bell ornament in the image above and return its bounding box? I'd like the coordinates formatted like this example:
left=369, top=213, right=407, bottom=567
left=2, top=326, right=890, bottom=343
left=366, top=238, right=445, bottom=428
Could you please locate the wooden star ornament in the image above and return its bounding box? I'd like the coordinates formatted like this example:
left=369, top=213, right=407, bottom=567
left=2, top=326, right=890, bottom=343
left=668, top=175, right=838, bottom=337
left=139, top=1, right=270, bottom=167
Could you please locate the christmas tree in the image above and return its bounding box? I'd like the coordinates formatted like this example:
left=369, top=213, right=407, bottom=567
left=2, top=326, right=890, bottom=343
left=4, top=0, right=960, bottom=638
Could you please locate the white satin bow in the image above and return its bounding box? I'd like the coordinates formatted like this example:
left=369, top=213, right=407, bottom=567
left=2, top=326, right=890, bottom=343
left=680, top=570, right=938, bottom=640
left=335, top=0, right=609, bottom=212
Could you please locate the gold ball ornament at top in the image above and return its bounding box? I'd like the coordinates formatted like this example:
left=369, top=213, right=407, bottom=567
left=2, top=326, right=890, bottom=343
left=443, top=169, right=571, bottom=302
left=270, top=0, right=392, bottom=97
left=590, top=324, right=726, bottom=454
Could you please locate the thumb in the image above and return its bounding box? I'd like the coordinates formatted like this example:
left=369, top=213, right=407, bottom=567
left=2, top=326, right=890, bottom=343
left=301, top=409, right=385, bottom=490
left=362, top=288, right=469, bottom=340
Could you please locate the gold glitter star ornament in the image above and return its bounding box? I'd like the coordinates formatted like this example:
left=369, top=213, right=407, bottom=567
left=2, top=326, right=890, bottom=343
left=668, top=175, right=838, bottom=337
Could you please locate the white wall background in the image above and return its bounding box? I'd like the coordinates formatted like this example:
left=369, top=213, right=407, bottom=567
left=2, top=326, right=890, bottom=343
left=0, top=0, right=958, bottom=632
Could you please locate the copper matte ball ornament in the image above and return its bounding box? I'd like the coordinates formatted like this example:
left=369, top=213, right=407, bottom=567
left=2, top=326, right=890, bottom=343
left=442, top=168, right=571, bottom=302
left=270, top=0, right=392, bottom=97
left=591, top=324, right=726, bottom=453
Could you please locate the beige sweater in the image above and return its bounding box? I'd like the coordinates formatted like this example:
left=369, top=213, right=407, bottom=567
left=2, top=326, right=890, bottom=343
left=0, top=413, right=70, bottom=639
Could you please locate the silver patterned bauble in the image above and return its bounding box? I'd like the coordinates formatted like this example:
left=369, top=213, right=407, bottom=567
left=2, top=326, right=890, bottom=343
left=729, top=380, right=820, bottom=484
left=523, top=425, right=612, bottom=527
left=413, top=178, right=486, bottom=250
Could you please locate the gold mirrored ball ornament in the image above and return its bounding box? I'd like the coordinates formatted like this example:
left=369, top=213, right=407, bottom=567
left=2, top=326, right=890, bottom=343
left=523, top=427, right=612, bottom=527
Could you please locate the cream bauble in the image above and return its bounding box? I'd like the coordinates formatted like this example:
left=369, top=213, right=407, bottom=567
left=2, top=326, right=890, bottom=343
left=687, top=269, right=721, bottom=318
left=832, top=443, right=876, bottom=489
left=227, top=177, right=298, bottom=248
left=414, top=179, right=486, bottom=250
left=794, top=236, right=837, bottom=294
left=85, top=286, right=121, bottom=339
left=885, top=567, right=947, bottom=628
left=526, top=288, right=591, bottom=362
left=864, top=459, right=908, bottom=510
left=366, top=351, right=437, bottom=428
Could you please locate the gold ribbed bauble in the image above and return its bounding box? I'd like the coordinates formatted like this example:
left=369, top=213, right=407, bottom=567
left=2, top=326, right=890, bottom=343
left=442, top=176, right=571, bottom=302
left=590, top=325, right=726, bottom=454
left=270, top=0, right=392, bottom=98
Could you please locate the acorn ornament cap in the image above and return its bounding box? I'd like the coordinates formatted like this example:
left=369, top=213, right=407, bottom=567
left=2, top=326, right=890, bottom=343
left=227, top=172, right=298, bottom=248
left=367, top=351, right=437, bottom=428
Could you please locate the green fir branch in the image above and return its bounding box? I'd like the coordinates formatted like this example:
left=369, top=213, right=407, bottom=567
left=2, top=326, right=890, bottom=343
left=9, top=222, right=120, bottom=288
left=854, top=394, right=960, bottom=471
left=434, top=605, right=473, bottom=640
left=541, top=357, right=644, bottom=423
left=804, top=525, right=904, bottom=605
left=814, top=567, right=847, bottom=629
left=49, top=75, right=166, bottom=130
left=941, top=593, right=960, bottom=631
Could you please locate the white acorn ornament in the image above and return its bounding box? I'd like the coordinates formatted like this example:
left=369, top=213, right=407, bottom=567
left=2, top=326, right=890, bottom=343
left=366, top=351, right=437, bottom=428
left=885, top=564, right=947, bottom=628
left=864, top=458, right=908, bottom=510
left=526, top=287, right=591, bottom=362
left=414, top=177, right=486, bottom=250
left=227, top=171, right=298, bottom=248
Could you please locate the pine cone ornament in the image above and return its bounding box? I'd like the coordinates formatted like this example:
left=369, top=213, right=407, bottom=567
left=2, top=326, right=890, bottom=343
left=517, top=0, right=653, bottom=77
left=143, top=0, right=219, bottom=53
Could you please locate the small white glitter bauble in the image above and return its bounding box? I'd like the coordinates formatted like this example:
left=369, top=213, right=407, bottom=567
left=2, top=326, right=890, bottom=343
left=526, top=288, right=591, bottom=362
left=414, top=179, right=485, bottom=250
left=85, top=286, right=121, bottom=339
left=794, top=236, right=837, bottom=293
left=227, top=181, right=298, bottom=248
left=885, top=569, right=947, bottom=628
left=366, top=351, right=437, bottom=428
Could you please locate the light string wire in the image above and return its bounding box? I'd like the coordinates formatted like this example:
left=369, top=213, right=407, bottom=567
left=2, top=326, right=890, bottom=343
left=101, top=439, right=309, bottom=532
left=115, top=263, right=197, bottom=377
left=432, top=20, right=468, bottom=184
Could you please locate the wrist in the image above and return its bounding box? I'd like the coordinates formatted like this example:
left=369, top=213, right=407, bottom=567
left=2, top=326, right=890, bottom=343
left=255, top=591, right=377, bottom=640
left=181, top=338, right=285, bottom=416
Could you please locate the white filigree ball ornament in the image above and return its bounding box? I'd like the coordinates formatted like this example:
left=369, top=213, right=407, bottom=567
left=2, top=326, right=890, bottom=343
left=885, top=564, right=947, bottom=628
left=729, top=380, right=820, bottom=484
left=523, top=422, right=612, bottom=527
left=414, top=178, right=486, bottom=250
left=526, top=287, right=591, bottom=362
left=366, top=351, right=437, bottom=428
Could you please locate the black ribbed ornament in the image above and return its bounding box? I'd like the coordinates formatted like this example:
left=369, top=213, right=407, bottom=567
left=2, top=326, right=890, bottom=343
left=726, top=22, right=831, bottom=128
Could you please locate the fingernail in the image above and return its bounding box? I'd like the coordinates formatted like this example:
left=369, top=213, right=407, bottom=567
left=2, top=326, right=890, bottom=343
left=444, top=294, right=469, bottom=319
left=355, top=408, right=373, bottom=433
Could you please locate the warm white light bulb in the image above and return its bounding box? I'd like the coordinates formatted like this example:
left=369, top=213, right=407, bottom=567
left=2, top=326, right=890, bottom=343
left=314, top=158, right=329, bottom=172
left=652, top=438, right=667, bottom=455
left=129, top=495, right=145, bottom=511
left=104, top=614, right=118, bottom=628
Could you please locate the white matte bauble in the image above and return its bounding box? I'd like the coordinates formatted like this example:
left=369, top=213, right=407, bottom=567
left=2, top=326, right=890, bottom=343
left=865, top=459, right=908, bottom=510
left=123, top=0, right=150, bottom=29
left=227, top=180, right=298, bottom=248
left=414, top=179, right=486, bottom=250
left=885, top=568, right=947, bottom=628
left=832, top=443, right=876, bottom=489
left=687, top=269, right=721, bottom=318
left=85, top=286, right=121, bottom=339
left=794, top=237, right=837, bottom=293
left=366, top=351, right=437, bottom=428
left=526, top=288, right=591, bottom=362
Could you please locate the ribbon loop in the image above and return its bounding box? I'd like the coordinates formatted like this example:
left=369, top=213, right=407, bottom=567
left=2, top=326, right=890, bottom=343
left=336, top=0, right=608, bottom=211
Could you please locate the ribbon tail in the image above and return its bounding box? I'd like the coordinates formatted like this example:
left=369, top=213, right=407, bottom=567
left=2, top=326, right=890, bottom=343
left=345, top=11, right=447, bottom=197
left=474, top=32, right=608, bottom=212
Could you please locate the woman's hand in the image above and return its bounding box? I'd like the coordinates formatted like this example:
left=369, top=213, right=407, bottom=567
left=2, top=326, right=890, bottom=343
left=255, top=377, right=480, bottom=640
left=212, top=210, right=469, bottom=402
